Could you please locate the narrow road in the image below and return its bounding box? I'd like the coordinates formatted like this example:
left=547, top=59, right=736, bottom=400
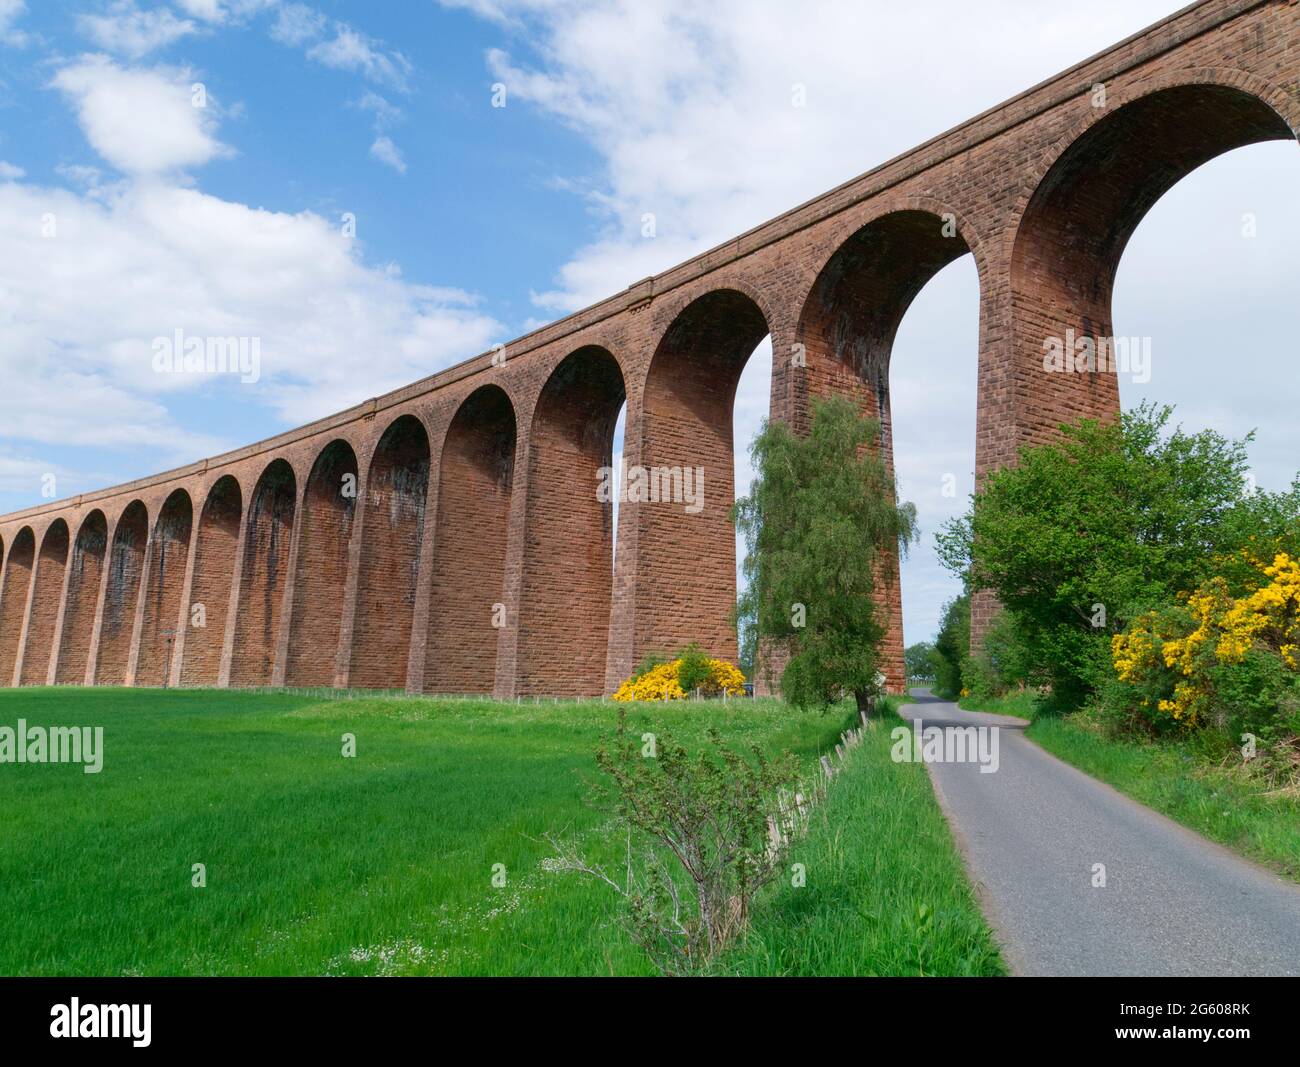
left=908, top=687, right=1300, bottom=976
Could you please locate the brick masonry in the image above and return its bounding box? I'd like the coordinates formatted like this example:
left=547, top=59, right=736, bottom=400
left=0, top=0, right=1295, bottom=696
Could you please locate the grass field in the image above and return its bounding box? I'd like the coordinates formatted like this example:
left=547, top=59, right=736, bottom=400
left=961, top=691, right=1300, bottom=883
left=0, top=687, right=1002, bottom=976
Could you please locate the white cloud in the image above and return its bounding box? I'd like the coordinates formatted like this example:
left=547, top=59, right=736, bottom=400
left=369, top=134, right=406, bottom=174
left=77, top=1, right=197, bottom=58
left=0, top=0, right=29, bottom=47
left=269, top=2, right=324, bottom=46
left=0, top=57, right=504, bottom=506
left=0, top=174, right=503, bottom=455
left=175, top=0, right=275, bottom=23
left=0, top=160, right=24, bottom=179
left=51, top=56, right=230, bottom=175
left=271, top=4, right=411, bottom=89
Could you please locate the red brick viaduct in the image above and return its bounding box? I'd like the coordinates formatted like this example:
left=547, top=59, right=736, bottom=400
left=0, top=0, right=1295, bottom=697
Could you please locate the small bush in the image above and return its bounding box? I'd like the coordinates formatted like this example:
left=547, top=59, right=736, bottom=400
left=612, top=650, right=746, bottom=702
left=543, top=711, right=801, bottom=974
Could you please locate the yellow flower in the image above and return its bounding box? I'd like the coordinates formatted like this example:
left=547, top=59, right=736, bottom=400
left=611, top=655, right=746, bottom=701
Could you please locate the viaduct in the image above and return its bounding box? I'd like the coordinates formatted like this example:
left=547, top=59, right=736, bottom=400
left=0, top=0, right=1295, bottom=697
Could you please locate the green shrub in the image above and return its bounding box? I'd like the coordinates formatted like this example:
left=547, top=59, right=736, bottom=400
left=675, top=643, right=713, bottom=695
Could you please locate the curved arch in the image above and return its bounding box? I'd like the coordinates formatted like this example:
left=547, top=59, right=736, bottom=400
left=56, top=510, right=109, bottom=685
left=632, top=291, right=770, bottom=669
left=1008, top=79, right=1297, bottom=449
left=792, top=208, right=975, bottom=692
left=180, top=476, right=242, bottom=686
left=136, top=489, right=193, bottom=686
left=426, top=386, right=516, bottom=694
left=18, top=519, right=70, bottom=685
left=96, top=501, right=148, bottom=685
left=515, top=349, right=627, bottom=695
left=0, top=527, right=35, bottom=685
left=284, top=439, right=359, bottom=687
left=350, top=413, right=430, bottom=689
left=230, top=459, right=297, bottom=686
left=798, top=208, right=973, bottom=439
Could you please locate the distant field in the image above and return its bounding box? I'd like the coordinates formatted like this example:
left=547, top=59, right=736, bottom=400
left=0, top=687, right=1001, bottom=976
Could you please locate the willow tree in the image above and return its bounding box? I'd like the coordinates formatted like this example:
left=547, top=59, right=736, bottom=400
left=733, top=395, right=917, bottom=712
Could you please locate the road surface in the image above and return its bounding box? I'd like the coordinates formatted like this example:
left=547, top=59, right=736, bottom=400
left=907, top=687, right=1300, bottom=976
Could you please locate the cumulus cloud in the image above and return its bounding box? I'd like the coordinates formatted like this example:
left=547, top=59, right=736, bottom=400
left=77, top=1, right=197, bottom=58
left=0, top=49, right=503, bottom=508
left=52, top=56, right=230, bottom=175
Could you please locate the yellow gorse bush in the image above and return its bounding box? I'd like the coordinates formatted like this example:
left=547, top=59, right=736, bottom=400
left=1110, top=552, right=1300, bottom=725
left=612, top=657, right=747, bottom=702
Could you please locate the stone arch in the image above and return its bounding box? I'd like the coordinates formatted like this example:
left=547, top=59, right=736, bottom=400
left=18, top=519, right=70, bottom=685
left=230, top=459, right=297, bottom=686
left=1008, top=77, right=1298, bottom=452
left=350, top=413, right=430, bottom=689
left=96, top=501, right=148, bottom=685
left=631, top=291, right=771, bottom=669
left=136, top=489, right=193, bottom=686
left=426, top=386, right=516, bottom=694
left=513, top=349, right=625, bottom=696
left=284, top=439, right=359, bottom=687
left=797, top=208, right=974, bottom=443
left=181, top=476, right=242, bottom=686
left=0, top=527, right=35, bottom=685
left=56, top=510, right=109, bottom=685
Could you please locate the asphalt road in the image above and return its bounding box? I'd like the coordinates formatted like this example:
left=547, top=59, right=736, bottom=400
left=907, top=687, right=1300, bottom=976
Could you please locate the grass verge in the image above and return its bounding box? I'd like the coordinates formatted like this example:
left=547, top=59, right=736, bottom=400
left=721, top=698, right=1005, bottom=976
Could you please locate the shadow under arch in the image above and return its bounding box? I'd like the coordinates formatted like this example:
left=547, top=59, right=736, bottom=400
left=350, top=413, right=430, bottom=689
left=19, top=519, right=70, bottom=685
left=285, top=439, right=359, bottom=687
left=231, top=458, right=297, bottom=687
left=632, top=290, right=771, bottom=671
left=181, top=475, right=242, bottom=686
left=0, top=526, right=35, bottom=685
left=56, top=510, right=109, bottom=685
left=426, top=384, right=517, bottom=694
left=97, top=501, right=148, bottom=685
left=136, top=488, right=193, bottom=686
left=518, top=346, right=625, bottom=696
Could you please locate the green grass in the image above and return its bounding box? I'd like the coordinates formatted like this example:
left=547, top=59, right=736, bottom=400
left=721, top=701, right=1005, bottom=976
left=0, top=687, right=1002, bottom=976
left=960, top=691, right=1300, bottom=883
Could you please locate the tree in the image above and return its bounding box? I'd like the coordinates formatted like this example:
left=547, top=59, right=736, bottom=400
left=931, top=594, right=969, bottom=700
left=937, top=402, right=1300, bottom=707
left=905, top=641, right=937, bottom=682
left=734, top=395, right=917, bottom=713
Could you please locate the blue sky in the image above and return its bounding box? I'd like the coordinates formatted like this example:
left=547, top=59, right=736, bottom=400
left=1, top=0, right=1298, bottom=645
